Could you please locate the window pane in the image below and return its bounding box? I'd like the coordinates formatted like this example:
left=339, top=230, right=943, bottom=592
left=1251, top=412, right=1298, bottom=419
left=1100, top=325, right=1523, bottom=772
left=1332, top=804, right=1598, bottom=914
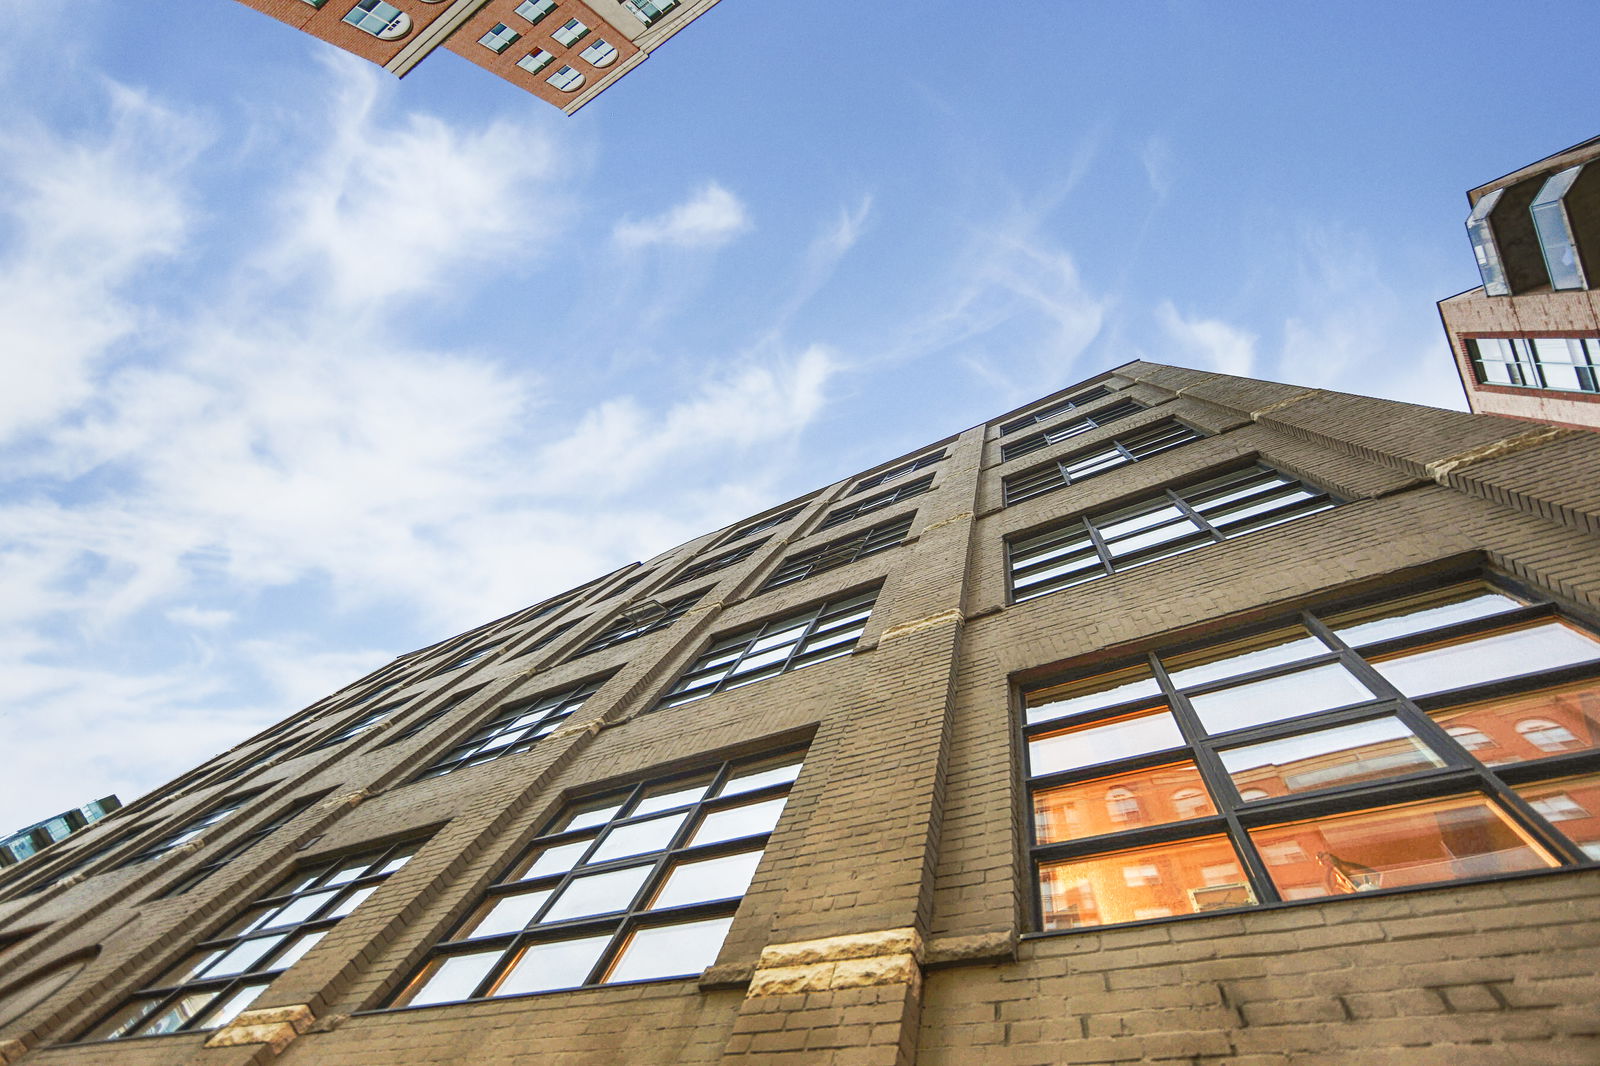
left=1161, top=627, right=1328, bottom=690
left=261, top=889, right=339, bottom=929
left=558, top=799, right=626, bottom=832
left=588, top=813, right=689, bottom=863
left=1187, top=663, right=1375, bottom=735
left=650, top=849, right=763, bottom=909
left=604, top=916, right=734, bottom=983
left=631, top=779, right=713, bottom=816
left=492, top=935, right=610, bottom=996
left=1038, top=836, right=1253, bottom=930
left=462, top=889, right=554, bottom=939
left=1029, top=710, right=1186, bottom=776
left=271, top=930, right=326, bottom=971
left=690, top=796, right=787, bottom=846
left=395, top=951, right=502, bottom=1007
left=1428, top=679, right=1600, bottom=766
left=718, top=759, right=802, bottom=796
left=1025, top=664, right=1162, bottom=725
left=204, top=934, right=286, bottom=977
left=516, top=838, right=593, bottom=880
left=1372, top=620, right=1600, bottom=697
left=1512, top=774, right=1600, bottom=859
left=1033, top=762, right=1214, bottom=844
left=1249, top=795, right=1557, bottom=901
left=327, top=884, right=377, bottom=918
left=1220, top=717, right=1445, bottom=800
left=86, top=998, right=163, bottom=1041
left=204, top=983, right=269, bottom=1030
left=540, top=865, right=653, bottom=922
left=139, top=989, right=220, bottom=1035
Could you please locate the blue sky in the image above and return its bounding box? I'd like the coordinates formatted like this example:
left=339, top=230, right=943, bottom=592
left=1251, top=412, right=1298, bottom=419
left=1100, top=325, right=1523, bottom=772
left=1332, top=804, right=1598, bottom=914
left=1, top=0, right=1597, bottom=832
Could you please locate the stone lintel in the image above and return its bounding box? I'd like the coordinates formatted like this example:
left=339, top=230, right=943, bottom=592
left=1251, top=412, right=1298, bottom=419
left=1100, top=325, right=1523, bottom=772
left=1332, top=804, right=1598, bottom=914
left=747, top=927, right=924, bottom=997
left=924, top=930, right=1018, bottom=967
left=758, top=927, right=923, bottom=968
left=203, top=1003, right=316, bottom=1053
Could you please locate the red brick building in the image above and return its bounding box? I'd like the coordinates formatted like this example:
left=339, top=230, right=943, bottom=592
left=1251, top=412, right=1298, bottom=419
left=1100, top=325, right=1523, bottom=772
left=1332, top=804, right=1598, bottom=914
left=1439, top=136, right=1600, bottom=430
left=1, top=362, right=1598, bottom=1064
left=229, top=0, right=724, bottom=113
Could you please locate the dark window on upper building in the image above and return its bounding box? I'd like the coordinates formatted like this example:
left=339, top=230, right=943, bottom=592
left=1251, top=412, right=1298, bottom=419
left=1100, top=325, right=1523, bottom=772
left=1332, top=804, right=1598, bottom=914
left=819, top=475, right=933, bottom=531
left=118, top=792, right=265, bottom=869
left=665, top=541, right=766, bottom=590
left=852, top=450, right=945, bottom=494
left=1008, top=464, right=1336, bottom=603
left=85, top=839, right=422, bottom=1041
left=657, top=588, right=877, bottom=709
left=1002, top=421, right=1204, bottom=505
left=389, top=749, right=804, bottom=1008
left=1022, top=577, right=1600, bottom=933
left=572, top=592, right=703, bottom=658
left=415, top=678, right=606, bottom=780
left=1468, top=336, right=1599, bottom=394
left=997, top=386, right=1113, bottom=435
left=1000, top=400, right=1144, bottom=462
left=727, top=507, right=801, bottom=542
left=762, top=516, right=913, bottom=592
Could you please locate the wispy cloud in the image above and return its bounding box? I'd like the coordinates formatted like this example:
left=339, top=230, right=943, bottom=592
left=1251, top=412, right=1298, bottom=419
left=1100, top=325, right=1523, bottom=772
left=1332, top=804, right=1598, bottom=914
left=1156, top=301, right=1257, bottom=377
left=612, top=181, right=751, bottom=250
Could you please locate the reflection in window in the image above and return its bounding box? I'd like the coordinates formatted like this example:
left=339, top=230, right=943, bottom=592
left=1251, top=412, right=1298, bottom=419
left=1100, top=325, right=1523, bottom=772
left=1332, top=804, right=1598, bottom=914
left=516, top=49, right=555, bottom=74
left=416, top=678, right=604, bottom=778
left=1000, top=399, right=1144, bottom=462
left=1530, top=165, right=1588, bottom=291
left=391, top=751, right=802, bottom=1006
left=1465, top=189, right=1509, bottom=296
left=620, top=0, right=680, bottom=26
left=1022, top=577, right=1600, bottom=933
left=83, top=840, right=419, bottom=1041
left=513, top=0, right=556, bottom=23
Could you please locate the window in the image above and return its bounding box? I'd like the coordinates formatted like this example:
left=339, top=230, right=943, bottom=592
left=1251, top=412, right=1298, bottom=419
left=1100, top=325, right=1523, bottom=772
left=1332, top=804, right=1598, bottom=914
left=391, top=750, right=803, bottom=1007
left=1003, top=420, right=1204, bottom=505
left=619, top=0, right=679, bottom=26
left=1000, top=400, right=1144, bottom=462
left=119, top=793, right=264, bottom=868
left=546, top=65, right=584, bottom=92
left=1530, top=165, right=1588, bottom=291
left=416, top=679, right=605, bottom=779
left=442, top=642, right=500, bottom=672
left=762, top=515, right=912, bottom=592
left=665, top=541, right=765, bottom=590
left=514, top=0, right=556, bottom=23
left=508, top=620, right=576, bottom=658
left=1465, top=189, right=1510, bottom=297
left=84, top=840, right=420, bottom=1041
left=998, top=386, right=1113, bottom=435
left=1468, top=336, right=1600, bottom=394
left=579, top=39, right=618, bottom=67
left=728, top=507, right=801, bottom=542
left=572, top=592, right=702, bottom=658
left=1008, top=464, right=1336, bottom=603
left=657, top=588, right=877, bottom=709
left=819, top=475, right=933, bottom=531
left=852, top=450, right=945, bottom=494
left=516, top=49, right=555, bottom=75
left=163, top=795, right=324, bottom=898
left=1022, top=578, right=1600, bottom=932
left=551, top=17, right=588, bottom=45
left=479, top=23, right=520, bottom=53
left=381, top=686, right=487, bottom=747
left=342, top=0, right=410, bottom=39
left=307, top=703, right=405, bottom=752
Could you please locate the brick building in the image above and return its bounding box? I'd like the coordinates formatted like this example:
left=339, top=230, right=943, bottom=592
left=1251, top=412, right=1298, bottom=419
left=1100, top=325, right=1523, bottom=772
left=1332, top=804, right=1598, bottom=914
left=1, top=361, right=1598, bottom=1065
left=1439, top=135, right=1600, bottom=430
left=228, top=0, right=723, bottom=113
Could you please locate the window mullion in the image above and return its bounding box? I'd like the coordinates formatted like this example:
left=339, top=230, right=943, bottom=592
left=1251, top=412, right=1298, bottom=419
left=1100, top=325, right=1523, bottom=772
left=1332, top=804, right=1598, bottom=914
left=1081, top=518, right=1115, bottom=575
left=1170, top=488, right=1224, bottom=542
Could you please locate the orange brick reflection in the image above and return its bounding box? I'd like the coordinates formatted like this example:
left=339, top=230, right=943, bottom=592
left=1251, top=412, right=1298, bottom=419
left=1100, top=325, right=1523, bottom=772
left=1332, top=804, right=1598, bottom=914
left=1033, top=762, right=1214, bottom=844
left=1512, top=772, right=1600, bottom=859
left=1038, top=836, right=1252, bottom=929
left=1428, top=678, right=1600, bottom=766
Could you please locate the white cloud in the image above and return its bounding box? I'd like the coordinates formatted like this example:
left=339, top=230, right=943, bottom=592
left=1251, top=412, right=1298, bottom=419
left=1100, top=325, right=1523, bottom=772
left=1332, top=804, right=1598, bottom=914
left=612, top=181, right=751, bottom=250
left=1156, top=301, right=1257, bottom=377
left=165, top=606, right=235, bottom=629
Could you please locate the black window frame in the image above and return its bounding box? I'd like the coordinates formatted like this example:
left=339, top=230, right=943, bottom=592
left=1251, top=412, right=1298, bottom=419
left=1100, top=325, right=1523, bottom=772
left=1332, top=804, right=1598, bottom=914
left=1002, top=419, right=1205, bottom=506
left=726, top=506, right=802, bottom=543
left=851, top=450, right=945, bottom=495
left=570, top=591, right=704, bottom=659
left=761, top=515, right=913, bottom=592
left=664, top=540, right=767, bottom=590
left=1000, top=399, right=1145, bottom=462
left=413, top=677, right=607, bottom=780
left=116, top=791, right=267, bottom=869
left=1019, top=572, right=1600, bottom=937
left=997, top=386, right=1113, bottom=436
left=819, top=475, right=933, bottom=531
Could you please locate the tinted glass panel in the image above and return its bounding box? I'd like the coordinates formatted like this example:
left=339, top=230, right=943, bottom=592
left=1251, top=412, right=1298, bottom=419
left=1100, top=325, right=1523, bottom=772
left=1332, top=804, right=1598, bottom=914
left=1372, top=621, right=1600, bottom=697
left=1220, top=718, right=1445, bottom=799
left=1038, top=836, right=1253, bottom=930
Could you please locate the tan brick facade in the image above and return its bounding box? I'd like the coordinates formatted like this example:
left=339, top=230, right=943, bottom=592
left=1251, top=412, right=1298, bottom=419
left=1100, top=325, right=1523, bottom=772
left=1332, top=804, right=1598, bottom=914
left=2, top=362, right=1598, bottom=1064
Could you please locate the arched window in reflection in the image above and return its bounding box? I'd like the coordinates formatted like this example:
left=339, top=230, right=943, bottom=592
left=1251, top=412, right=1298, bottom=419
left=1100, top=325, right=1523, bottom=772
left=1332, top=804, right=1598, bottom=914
left=1172, top=788, right=1208, bottom=820
left=1447, top=724, right=1495, bottom=752
left=1105, top=787, right=1144, bottom=824
left=1237, top=788, right=1271, bottom=802
left=1517, top=717, right=1579, bottom=753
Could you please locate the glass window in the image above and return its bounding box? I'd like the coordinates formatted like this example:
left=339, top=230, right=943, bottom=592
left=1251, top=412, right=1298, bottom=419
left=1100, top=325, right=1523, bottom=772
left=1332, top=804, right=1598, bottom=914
left=119, top=792, right=263, bottom=868
left=1021, top=577, right=1600, bottom=935
left=513, top=0, right=556, bottom=24
left=1004, top=420, right=1202, bottom=504
left=727, top=506, right=802, bottom=542
left=478, top=23, right=520, bottom=53
left=620, top=0, right=680, bottom=26
left=819, top=476, right=934, bottom=530
left=997, top=386, right=1113, bottom=435
left=415, top=678, right=603, bottom=779
left=547, top=65, right=585, bottom=92
left=1000, top=399, right=1144, bottom=462
left=852, top=451, right=945, bottom=494
left=1010, top=465, right=1336, bottom=603
left=342, top=0, right=411, bottom=39
left=550, top=17, right=588, bottom=46
left=1530, top=166, right=1588, bottom=291
left=762, top=515, right=912, bottom=591
left=516, top=49, right=555, bottom=75
left=84, top=840, right=420, bottom=1041
left=1467, top=336, right=1600, bottom=395
left=571, top=592, right=701, bottom=657
left=390, top=750, right=803, bottom=1006
left=1465, top=188, right=1509, bottom=296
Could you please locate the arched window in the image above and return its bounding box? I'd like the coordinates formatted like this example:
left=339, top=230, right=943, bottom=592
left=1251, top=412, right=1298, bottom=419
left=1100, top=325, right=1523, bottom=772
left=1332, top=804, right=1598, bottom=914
left=1517, top=717, right=1579, bottom=753
left=343, top=0, right=411, bottom=39
left=1172, top=788, right=1208, bottom=820
left=546, top=65, right=585, bottom=92
left=1237, top=788, right=1271, bottom=802
left=580, top=39, right=618, bottom=68
left=1105, top=787, right=1144, bottom=824
left=1447, top=724, right=1495, bottom=752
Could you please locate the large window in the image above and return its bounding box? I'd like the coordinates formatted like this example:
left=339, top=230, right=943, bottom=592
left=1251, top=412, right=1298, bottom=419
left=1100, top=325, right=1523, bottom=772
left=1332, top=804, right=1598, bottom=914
left=342, top=0, right=410, bottom=39
left=1530, top=165, right=1589, bottom=291
left=1003, top=420, right=1203, bottom=505
left=1008, top=464, right=1336, bottom=603
left=819, top=475, right=933, bottom=531
left=550, top=17, right=588, bottom=46
left=665, top=541, right=766, bottom=590
left=1468, top=336, right=1600, bottom=395
left=85, top=840, right=421, bottom=1041
left=415, top=679, right=605, bottom=779
left=514, top=0, right=556, bottom=23
left=1000, top=399, right=1144, bottom=462
left=852, top=450, right=945, bottom=494
left=997, top=386, right=1112, bottom=435
left=571, top=592, right=702, bottom=658
left=762, top=516, right=912, bottom=592
left=478, top=23, right=520, bottom=53
left=620, top=0, right=679, bottom=26
left=390, top=750, right=804, bottom=1007
left=162, top=795, right=325, bottom=898
left=657, top=589, right=876, bottom=709
left=1022, top=579, right=1600, bottom=933
left=728, top=506, right=801, bottom=542
left=118, top=792, right=264, bottom=868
